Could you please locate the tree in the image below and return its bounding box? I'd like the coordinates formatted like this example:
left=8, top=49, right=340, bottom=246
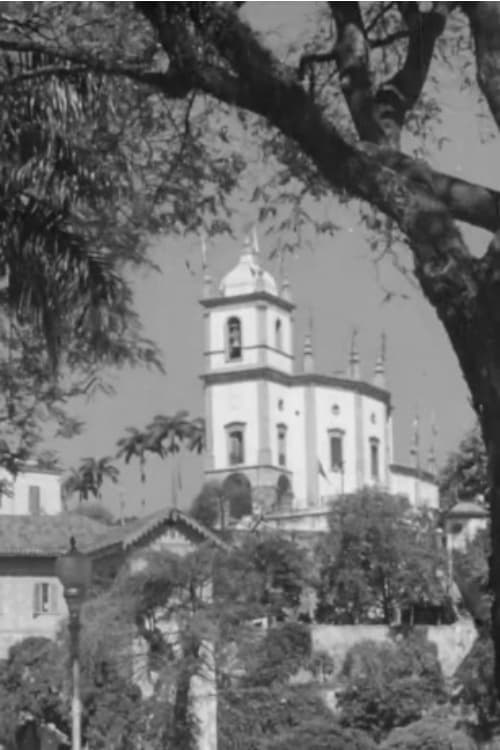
left=453, top=526, right=491, bottom=628
left=338, top=633, right=446, bottom=741
left=72, top=501, right=116, bottom=525
left=6, top=0, right=500, bottom=692
left=63, top=456, right=120, bottom=502
left=316, top=490, right=448, bottom=624
left=381, top=716, right=476, bottom=750
left=190, top=481, right=224, bottom=529
left=439, top=423, right=488, bottom=511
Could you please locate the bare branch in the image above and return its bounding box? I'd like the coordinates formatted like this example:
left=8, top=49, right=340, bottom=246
left=368, top=29, right=409, bottom=48
left=373, top=3, right=450, bottom=144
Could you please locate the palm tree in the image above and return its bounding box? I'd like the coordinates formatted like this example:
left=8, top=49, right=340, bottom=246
left=116, top=413, right=205, bottom=501
left=63, top=456, right=119, bottom=502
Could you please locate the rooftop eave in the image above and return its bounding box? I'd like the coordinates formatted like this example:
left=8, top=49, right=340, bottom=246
left=200, top=291, right=295, bottom=312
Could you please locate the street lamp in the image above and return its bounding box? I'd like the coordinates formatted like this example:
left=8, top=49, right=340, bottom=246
left=55, top=537, right=91, bottom=750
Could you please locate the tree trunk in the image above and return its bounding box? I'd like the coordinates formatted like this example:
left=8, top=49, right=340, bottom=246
left=483, top=413, right=500, bottom=701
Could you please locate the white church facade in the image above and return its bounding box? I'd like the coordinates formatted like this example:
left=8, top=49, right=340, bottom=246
left=200, top=234, right=439, bottom=532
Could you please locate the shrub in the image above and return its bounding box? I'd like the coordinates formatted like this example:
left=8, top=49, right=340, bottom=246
left=381, top=717, right=476, bottom=750
left=338, top=633, right=446, bottom=740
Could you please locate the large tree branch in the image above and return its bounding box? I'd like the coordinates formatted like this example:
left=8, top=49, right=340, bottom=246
left=463, top=3, right=500, bottom=132
left=373, top=3, right=450, bottom=145
left=328, top=2, right=449, bottom=147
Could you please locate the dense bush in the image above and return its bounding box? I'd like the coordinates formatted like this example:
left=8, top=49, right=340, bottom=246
left=456, top=635, right=498, bottom=735
left=243, top=622, right=312, bottom=687
left=381, top=717, right=476, bottom=750
left=338, top=632, right=446, bottom=740
left=219, top=684, right=375, bottom=750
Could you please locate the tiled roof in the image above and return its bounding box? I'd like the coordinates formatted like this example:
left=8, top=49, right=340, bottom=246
left=0, top=513, right=109, bottom=556
left=0, top=508, right=230, bottom=558
left=89, top=507, right=230, bottom=553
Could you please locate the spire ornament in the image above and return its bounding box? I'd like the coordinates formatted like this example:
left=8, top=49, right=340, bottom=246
left=349, top=327, right=361, bottom=380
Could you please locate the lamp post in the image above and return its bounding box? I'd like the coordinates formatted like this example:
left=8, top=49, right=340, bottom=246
left=55, top=537, right=91, bottom=750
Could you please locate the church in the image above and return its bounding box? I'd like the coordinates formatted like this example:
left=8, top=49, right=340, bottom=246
left=200, top=233, right=439, bottom=532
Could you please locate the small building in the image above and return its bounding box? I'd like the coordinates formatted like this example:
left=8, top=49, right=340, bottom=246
left=0, top=508, right=227, bottom=658
left=444, top=499, right=489, bottom=552
left=0, top=462, right=62, bottom=516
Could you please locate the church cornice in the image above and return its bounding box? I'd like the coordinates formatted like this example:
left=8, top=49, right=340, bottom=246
left=200, top=366, right=391, bottom=406
left=390, top=462, right=437, bottom=484
left=200, top=291, right=295, bottom=312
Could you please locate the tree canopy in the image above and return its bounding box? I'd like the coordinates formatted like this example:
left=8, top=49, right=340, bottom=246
left=316, top=490, right=449, bottom=625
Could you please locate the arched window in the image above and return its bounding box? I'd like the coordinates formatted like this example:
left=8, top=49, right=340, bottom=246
left=227, top=317, right=242, bottom=360
left=275, top=318, right=283, bottom=350
left=277, top=424, right=287, bottom=467
left=370, top=437, right=380, bottom=480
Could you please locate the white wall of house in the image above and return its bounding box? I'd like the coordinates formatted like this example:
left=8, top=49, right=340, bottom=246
left=0, top=468, right=62, bottom=516
left=0, top=571, right=66, bottom=658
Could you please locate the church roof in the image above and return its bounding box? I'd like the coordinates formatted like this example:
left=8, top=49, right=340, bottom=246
left=219, top=235, right=277, bottom=297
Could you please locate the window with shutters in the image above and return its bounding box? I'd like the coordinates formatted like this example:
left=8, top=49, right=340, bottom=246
left=328, top=429, right=344, bottom=471
left=33, top=581, right=59, bottom=616
left=28, top=485, right=41, bottom=515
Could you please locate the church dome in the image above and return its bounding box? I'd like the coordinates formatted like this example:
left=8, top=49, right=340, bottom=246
left=219, top=235, right=278, bottom=297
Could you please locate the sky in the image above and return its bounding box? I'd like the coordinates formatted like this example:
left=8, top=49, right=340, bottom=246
left=53, top=3, right=500, bottom=519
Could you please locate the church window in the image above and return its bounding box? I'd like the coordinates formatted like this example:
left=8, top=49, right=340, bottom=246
left=370, top=437, right=380, bottom=480
left=332, top=404, right=340, bottom=416
left=277, top=424, right=287, bottom=467
left=371, top=412, right=377, bottom=424
left=275, top=318, right=283, bottom=350
left=227, top=317, right=242, bottom=360
left=328, top=430, right=344, bottom=471
left=28, top=485, right=41, bottom=515
left=226, top=423, right=245, bottom=465
left=278, top=398, right=284, bottom=411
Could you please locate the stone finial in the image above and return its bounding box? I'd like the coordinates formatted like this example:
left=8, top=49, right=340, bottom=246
left=373, top=332, right=386, bottom=388
left=349, top=328, right=361, bottom=380
left=410, top=407, right=420, bottom=469
left=281, top=275, right=292, bottom=301
left=428, top=412, right=438, bottom=474
left=303, top=311, right=315, bottom=373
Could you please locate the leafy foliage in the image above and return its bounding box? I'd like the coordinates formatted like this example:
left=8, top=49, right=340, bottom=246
left=63, top=455, right=119, bottom=501
left=214, top=531, right=312, bottom=625
left=456, top=636, right=498, bottom=734
left=116, top=411, right=205, bottom=484
left=190, top=481, right=223, bottom=529
left=453, top=527, right=490, bottom=627
left=316, top=490, right=448, bottom=624
left=439, top=424, right=488, bottom=512
left=381, top=717, right=476, bottom=750
left=243, top=622, right=312, bottom=688
left=338, top=633, right=446, bottom=740
left=219, top=683, right=375, bottom=750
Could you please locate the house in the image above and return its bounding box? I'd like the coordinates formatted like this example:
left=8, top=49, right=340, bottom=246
left=0, top=462, right=62, bottom=516
left=0, top=507, right=228, bottom=659
left=200, top=232, right=439, bottom=532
